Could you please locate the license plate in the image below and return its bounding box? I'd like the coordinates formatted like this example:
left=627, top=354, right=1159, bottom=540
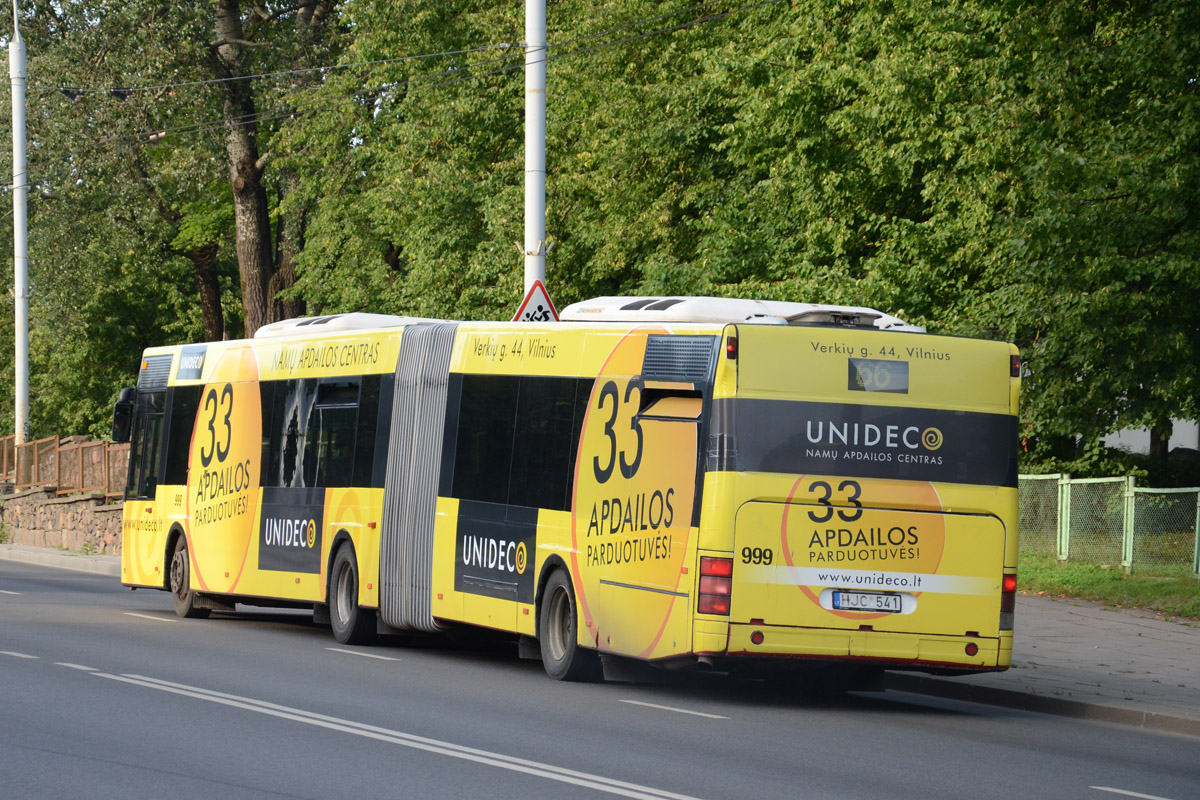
left=832, top=590, right=901, bottom=613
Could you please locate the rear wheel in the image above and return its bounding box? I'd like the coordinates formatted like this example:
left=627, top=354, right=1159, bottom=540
left=169, top=536, right=210, bottom=619
left=539, top=570, right=601, bottom=681
left=330, top=545, right=376, bottom=645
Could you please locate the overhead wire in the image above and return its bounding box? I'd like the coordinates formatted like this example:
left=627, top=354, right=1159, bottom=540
left=31, top=42, right=526, bottom=98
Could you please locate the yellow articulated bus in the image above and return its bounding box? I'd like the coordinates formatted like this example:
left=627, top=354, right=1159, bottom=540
left=112, top=296, right=1020, bottom=682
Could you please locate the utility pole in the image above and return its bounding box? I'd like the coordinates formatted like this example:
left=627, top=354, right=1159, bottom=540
left=523, top=0, right=546, bottom=294
left=10, top=0, right=28, bottom=444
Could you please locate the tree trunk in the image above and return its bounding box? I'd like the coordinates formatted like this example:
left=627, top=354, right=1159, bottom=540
left=213, top=0, right=273, bottom=337
left=185, top=242, right=225, bottom=341
left=271, top=171, right=307, bottom=323
left=1149, top=425, right=1169, bottom=464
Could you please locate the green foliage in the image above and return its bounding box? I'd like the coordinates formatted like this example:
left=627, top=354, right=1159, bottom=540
left=1, top=0, right=1197, bottom=465
left=171, top=199, right=234, bottom=255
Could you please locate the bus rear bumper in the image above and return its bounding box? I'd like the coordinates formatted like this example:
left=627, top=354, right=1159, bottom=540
left=716, top=623, right=1011, bottom=671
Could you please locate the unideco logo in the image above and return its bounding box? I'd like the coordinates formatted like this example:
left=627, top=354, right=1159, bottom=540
left=263, top=517, right=318, bottom=549
left=803, top=420, right=947, bottom=466
left=461, top=535, right=528, bottom=575
left=806, top=421, right=947, bottom=452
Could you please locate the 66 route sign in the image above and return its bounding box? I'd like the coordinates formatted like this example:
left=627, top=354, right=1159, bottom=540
left=513, top=280, right=559, bottom=322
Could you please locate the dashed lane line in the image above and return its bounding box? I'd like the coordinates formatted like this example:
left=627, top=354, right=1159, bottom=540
left=1091, top=788, right=1178, bottom=800
left=619, top=700, right=730, bottom=720
left=124, top=612, right=177, bottom=623
left=326, top=647, right=400, bottom=661
left=55, top=662, right=98, bottom=672
left=1, top=651, right=38, bottom=659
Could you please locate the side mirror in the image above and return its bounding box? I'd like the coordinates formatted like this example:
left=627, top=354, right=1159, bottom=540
left=112, top=387, right=137, bottom=443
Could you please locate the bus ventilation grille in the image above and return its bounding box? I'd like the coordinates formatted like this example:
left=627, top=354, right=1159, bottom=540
left=642, top=335, right=717, bottom=383
left=137, top=355, right=174, bottom=389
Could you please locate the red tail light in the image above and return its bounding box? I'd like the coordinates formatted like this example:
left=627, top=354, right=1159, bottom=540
left=725, top=336, right=738, bottom=360
left=698, top=556, right=733, bottom=616
left=1000, top=572, right=1017, bottom=630
left=700, top=556, right=733, bottom=577
left=1010, top=354, right=1021, bottom=377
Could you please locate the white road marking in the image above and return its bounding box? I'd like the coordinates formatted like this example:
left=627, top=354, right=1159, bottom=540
left=0, top=589, right=20, bottom=595
left=619, top=700, right=730, bottom=720
left=95, top=673, right=700, bottom=800
left=56, top=663, right=97, bottom=672
left=1, top=651, right=38, bottom=659
left=124, top=612, right=177, bottom=623
left=1091, top=788, right=1177, bottom=800
left=326, top=647, right=399, bottom=661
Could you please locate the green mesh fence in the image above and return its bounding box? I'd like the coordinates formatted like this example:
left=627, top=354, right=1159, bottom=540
left=1133, top=489, right=1199, bottom=573
left=1066, top=479, right=1127, bottom=565
left=1017, top=474, right=1200, bottom=575
left=1018, top=475, right=1060, bottom=556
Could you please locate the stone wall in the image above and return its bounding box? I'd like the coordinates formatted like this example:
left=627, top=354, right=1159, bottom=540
left=0, top=487, right=123, bottom=555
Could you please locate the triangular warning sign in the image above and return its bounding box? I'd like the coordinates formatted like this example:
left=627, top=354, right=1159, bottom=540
left=513, top=279, right=560, bottom=322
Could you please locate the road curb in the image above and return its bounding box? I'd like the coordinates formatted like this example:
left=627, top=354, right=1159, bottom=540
left=885, top=672, right=1200, bottom=738
left=0, top=544, right=121, bottom=577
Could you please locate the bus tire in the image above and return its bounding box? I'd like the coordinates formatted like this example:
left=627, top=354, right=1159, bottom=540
left=539, top=570, right=600, bottom=682
left=330, top=545, right=376, bottom=645
left=169, top=536, right=210, bottom=619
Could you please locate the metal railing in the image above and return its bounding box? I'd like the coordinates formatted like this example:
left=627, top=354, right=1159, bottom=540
left=0, top=434, right=128, bottom=499
left=1020, top=474, right=1200, bottom=576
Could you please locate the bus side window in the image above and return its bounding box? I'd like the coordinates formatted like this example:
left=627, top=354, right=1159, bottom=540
left=164, top=386, right=203, bottom=486
left=354, top=375, right=382, bottom=488
left=265, top=379, right=316, bottom=488
left=305, top=380, right=360, bottom=489
left=451, top=374, right=519, bottom=505
left=507, top=376, right=590, bottom=511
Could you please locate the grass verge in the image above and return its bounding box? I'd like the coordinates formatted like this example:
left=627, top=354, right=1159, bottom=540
left=1019, top=551, right=1200, bottom=621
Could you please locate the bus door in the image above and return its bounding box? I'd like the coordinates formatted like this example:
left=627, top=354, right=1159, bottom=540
left=120, top=354, right=173, bottom=587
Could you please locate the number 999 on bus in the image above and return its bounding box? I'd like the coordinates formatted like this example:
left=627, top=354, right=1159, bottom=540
left=741, top=546, right=773, bottom=565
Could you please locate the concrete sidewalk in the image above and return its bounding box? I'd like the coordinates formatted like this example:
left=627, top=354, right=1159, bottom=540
left=886, top=592, right=1200, bottom=737
left=3, top=543, right=1198, bottom=736
left=0, top=543, right=120, bottom=577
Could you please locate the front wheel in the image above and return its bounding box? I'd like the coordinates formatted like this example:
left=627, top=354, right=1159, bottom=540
left=539, top=570, right=601, bottom=681
left=330, top=545, right=376, bottom=645
left=169, top=536, right=210, bottom=619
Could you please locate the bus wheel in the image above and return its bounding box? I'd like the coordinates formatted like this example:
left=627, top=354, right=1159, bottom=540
left=539, top=570, right=601, bottom=682
left=169, top=537, right=210, bottom=619
left=330, top=545, right=376, bottom=646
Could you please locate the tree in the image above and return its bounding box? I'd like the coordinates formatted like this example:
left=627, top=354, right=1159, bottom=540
left=3, top=0, right=1197, bottom=472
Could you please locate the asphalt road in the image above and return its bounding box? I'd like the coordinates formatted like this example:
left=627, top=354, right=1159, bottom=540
left=2, top=561, right=1197, bottom=800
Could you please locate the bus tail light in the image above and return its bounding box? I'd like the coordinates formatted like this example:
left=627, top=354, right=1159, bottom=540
left=699, top=556, right=733, bottom=615
left=1000, top=573, right=1017, bottom=630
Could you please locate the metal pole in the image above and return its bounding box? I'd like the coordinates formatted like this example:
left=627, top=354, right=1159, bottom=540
left=523, top=0, right=546, bottom=294
left=10, top=0, right=29, bottom=444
